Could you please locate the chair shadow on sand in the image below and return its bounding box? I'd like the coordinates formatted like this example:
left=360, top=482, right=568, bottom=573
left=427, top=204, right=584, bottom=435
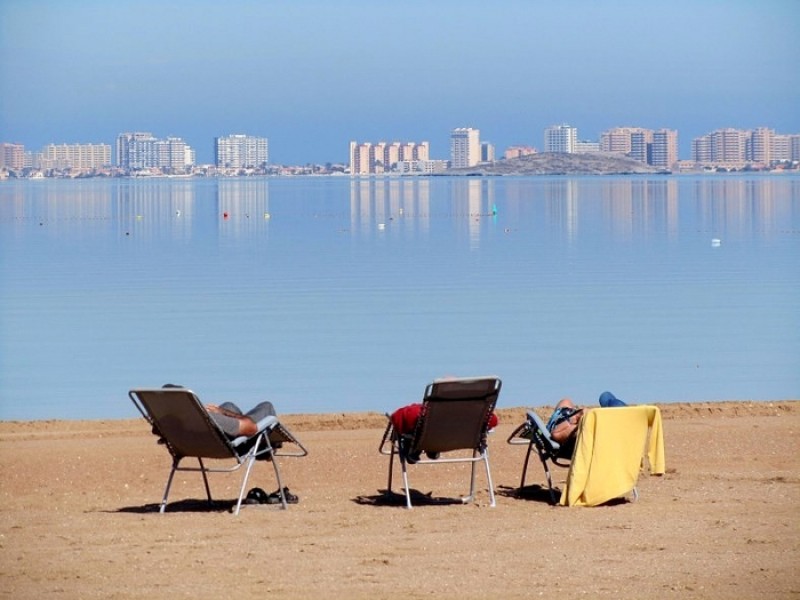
left=354, top=489, right=464, bottom=507
left=496, top=484, right=630, bottom=507
left=496, top=484, right=559, bottom=504
left=113, top=498, right=276, bottom=514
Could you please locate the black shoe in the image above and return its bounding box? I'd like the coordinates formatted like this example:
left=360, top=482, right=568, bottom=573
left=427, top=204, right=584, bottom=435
left=244, top=487, right=269, bottom=504
left=266, top=487, right=299, bottom=504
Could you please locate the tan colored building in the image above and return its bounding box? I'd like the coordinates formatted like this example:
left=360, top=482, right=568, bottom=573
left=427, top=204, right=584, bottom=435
left=504, top=146, right=537, bottom=159
left=39, top=143, right=111, bottom=170
left=0, top=142, right=25, bottom=170
left=349, top=141, right=430, bottom=175
left=600, top=127, right=652, bottom=155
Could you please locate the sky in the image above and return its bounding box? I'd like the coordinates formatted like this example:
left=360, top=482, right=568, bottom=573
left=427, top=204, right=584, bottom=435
left=1, top=0, right=799, bottom=165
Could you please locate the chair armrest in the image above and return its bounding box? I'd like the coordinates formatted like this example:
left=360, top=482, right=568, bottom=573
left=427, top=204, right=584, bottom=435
left=229, top=415, right=279, bottom=447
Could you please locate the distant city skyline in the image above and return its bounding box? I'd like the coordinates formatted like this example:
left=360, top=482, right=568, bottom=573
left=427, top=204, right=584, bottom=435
left=3, top=122, right=799, bottom=175
left=2, top=1, right=799, bottom=164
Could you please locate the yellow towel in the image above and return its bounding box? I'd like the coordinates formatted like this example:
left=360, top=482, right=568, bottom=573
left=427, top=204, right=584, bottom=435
left=560, top=406, right=665, bottom=507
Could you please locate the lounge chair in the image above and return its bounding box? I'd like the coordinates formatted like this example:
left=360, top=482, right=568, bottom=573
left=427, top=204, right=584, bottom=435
left=129, top=387, right=308, bottom=515
left=378, top=376, right=501, bottom=509
left=559, top=405, right=665, bottom=506
left=507, top=410, right=573, bottom=504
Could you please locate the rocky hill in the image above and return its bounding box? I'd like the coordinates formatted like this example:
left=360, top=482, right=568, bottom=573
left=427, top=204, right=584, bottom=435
left=447, top=152, right=665, bottom=176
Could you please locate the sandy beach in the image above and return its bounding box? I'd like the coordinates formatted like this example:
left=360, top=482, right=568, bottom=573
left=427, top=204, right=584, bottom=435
left=1, top=400, right=798, bottom=599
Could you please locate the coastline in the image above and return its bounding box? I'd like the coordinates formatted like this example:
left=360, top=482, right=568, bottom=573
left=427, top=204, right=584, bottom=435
left=2, top=399, right=798, bottom=433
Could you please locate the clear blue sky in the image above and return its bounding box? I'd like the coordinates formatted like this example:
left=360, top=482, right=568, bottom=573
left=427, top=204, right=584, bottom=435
left=2, top=0, right=799, bottom=165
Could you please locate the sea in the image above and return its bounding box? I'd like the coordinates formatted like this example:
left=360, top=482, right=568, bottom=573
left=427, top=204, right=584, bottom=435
left=1, top=174, right=798, bottom=421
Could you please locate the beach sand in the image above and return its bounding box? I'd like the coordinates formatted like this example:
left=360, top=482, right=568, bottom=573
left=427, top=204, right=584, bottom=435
left=1, top=401, right=798, bottom=599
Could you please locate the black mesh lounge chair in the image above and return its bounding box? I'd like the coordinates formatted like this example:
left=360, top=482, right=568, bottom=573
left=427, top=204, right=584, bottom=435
left=129, top=387, right=307, bottom=515
left=379, top=376, right=501, bottom=509
left=507, top=410, right=573, bottom=504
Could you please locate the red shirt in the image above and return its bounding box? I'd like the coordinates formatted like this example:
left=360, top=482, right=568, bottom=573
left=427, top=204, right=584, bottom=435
left=390, top=403, right=498, bottom=435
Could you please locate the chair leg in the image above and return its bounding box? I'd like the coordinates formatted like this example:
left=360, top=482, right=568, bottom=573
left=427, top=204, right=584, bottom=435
left=483, top=449, right=496, bottom=507
left=387, top=444, right=396, bottom=493
left=463, top=451, right=477, bottom=503
left=233, top=455, right=258, bottom=516
left=541, top=458, right=558, bottom=505
left=197, top=457, right=213, bottom=506
left=520, top=440, right=535, bottom=489
left=160, top=461, right=179, bottom=513
left=399, top=456, right=413, bottom=509
left=270, top=450, right=289, bottom=510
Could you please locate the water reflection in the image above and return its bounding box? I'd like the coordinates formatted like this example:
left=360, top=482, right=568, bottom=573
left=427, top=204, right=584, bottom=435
left=0, top=176, right=796, bottom=243
left=217, top=179, right=270, bottom=237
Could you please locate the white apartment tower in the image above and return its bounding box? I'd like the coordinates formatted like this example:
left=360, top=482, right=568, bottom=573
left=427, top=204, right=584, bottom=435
left=116, top=132, right=194, bottom=171
left=450, top=127, right=481, bottom=168
left=544, top=125, right=577, bottom=153
left=215, top=134, right=269, bottom=168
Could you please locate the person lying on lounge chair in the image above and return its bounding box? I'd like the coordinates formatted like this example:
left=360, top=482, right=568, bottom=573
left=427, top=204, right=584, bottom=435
left=546, top=391, right=629, bottom=455
left=162, top=383, right=277, bottom=439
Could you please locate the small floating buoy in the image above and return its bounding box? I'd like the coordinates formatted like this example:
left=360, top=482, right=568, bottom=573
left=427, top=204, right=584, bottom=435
left=711, top=238, right=721, bottom=247
left=378, top=223, right=385, bottom=230
left=223, top=212, right=229, bottom=219
left=264, top=212, right=271, bottom=219
left=175, top=210, right=181, bottom=217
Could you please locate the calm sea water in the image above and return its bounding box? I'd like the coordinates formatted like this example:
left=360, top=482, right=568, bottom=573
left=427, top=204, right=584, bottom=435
left=1, top=175, right=798, bottom=421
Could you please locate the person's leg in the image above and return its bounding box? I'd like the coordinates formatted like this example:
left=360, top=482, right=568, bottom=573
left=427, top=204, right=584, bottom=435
left=598, top=391, right=627, bottom=407
left=219, top=402, right=243, bottom=415
left=244, top=401, right=277, bottom=421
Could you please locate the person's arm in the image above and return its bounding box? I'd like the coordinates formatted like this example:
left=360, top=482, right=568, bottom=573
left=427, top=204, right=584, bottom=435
left=206, top=404, right=258, bottom=437
left=550, top=408, right=583, bottom=445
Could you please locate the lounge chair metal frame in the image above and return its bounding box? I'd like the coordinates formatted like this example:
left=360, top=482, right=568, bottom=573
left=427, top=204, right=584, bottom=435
left=507, top=410, right=573, bottom=504
left=129, top=388, right=307, bottom=515
left=379, top=376, right=501, bottom=509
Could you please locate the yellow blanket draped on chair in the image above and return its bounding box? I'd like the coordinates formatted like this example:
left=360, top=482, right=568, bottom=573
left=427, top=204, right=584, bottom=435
left=560, top=405, right=665, bottom=507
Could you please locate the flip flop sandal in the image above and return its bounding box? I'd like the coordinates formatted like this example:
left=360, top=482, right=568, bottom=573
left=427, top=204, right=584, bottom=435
left=244, top=487, right=269, bottom=505
left=266, top=487, right=299, bottom=504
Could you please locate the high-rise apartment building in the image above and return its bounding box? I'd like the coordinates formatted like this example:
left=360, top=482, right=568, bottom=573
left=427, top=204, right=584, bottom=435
left=544, top=125, right=577, bottom=153
left=747, top=127, right=774, bottom=164
left=0, top=142, right=25, bottom=170
left=450, top=127, right=480, bottom=168
left=39, top=143, right=111, bottom=170
left=600, top=127, right=677, bottom=169
left=651, top=130, right=678, bottom=170
left=481, top=142, right=495, bottom=162
left=116, top=132, right=155, bottom=168
left=349, top=141, right=430, bottom=175
left=691, top=127, right=800, bottom=166
left=116, top=132, right=194, bottom=171
left=691, top=129, right=748, bottom=166
left=215, top=134, right=269, bottom=168
left=771, top=134, right=800, bottom=162
left=600, top=127, right=652, bottom=155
